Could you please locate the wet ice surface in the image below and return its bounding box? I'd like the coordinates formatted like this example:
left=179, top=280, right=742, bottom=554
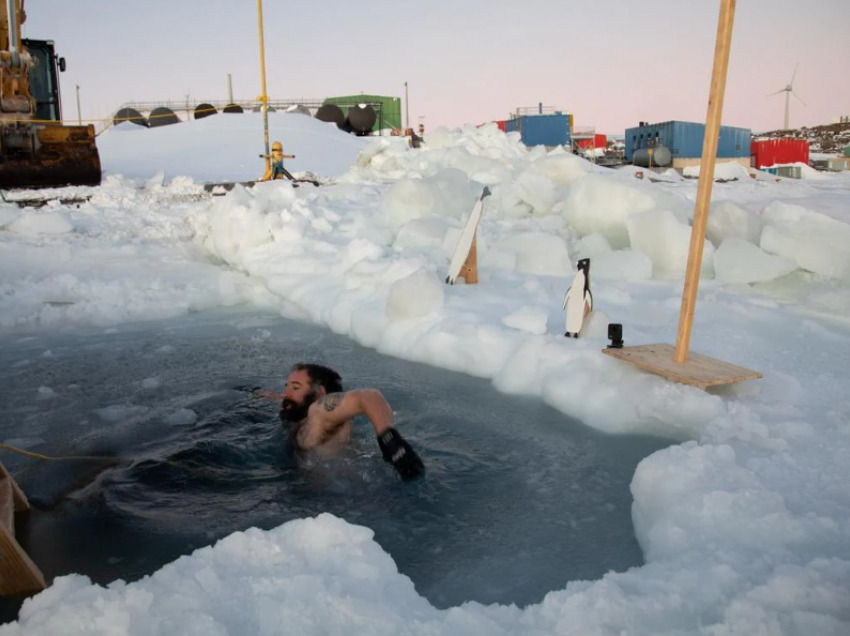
left=0, top=307, right=669, bottom=620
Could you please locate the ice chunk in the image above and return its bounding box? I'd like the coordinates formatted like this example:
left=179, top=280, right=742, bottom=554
left=759, top=202, right=850, bottom=282
left=512, top=171, right=559, bottom=215
left=707, top=201, right=765, bottom=247
left=525, top=153, right=591, bottom=186
left=380, top=179, right=439, bottom=230
left=501, top=306, right=548, bottom=334
left=560, top=173, right=689, bottom=248
left=627, top=209, right=715, bottom=278
left=592, top=250, right=653, bottom=281
left=578, top=232, right=613, bottom=258
left=380, top=169, right=480, bottom=231
left=714, top=238, right=797, bottom=284
left=490, top=232, right=572, bottom=276
left=385, top=267, right=444, bottom=320
left=394, top=217, right=451, bottom=250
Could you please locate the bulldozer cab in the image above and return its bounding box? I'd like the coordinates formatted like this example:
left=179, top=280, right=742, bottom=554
left=21, top=38, right=62, bottom=122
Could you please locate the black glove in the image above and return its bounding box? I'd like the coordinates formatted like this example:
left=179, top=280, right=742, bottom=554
left=377, top=429, right=424, bottom=482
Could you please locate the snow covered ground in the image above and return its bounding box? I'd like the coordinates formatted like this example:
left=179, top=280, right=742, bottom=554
left=1, top=112, right=849, bottom=634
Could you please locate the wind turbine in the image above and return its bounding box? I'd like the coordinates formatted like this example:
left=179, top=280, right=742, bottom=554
left=768, top=63, right=806, bottom=130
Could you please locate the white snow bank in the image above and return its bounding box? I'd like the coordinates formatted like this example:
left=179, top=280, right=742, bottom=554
left=683, top=160, right=751, bottom=181
left=5, top=211, right=74, bottom=235
left=97, top=111, right=372, bottom=183
left=7, top=510, right=850, bottom=636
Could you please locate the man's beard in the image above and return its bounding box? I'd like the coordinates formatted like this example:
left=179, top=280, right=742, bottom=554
left=279, top=390, right=318, bottom=424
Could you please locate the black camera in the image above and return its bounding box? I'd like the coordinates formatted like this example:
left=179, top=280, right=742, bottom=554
left=607, top=323, right=624, bottom=349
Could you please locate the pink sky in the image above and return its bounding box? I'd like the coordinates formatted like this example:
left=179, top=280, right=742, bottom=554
left=23, top=0, right=850, bottom=136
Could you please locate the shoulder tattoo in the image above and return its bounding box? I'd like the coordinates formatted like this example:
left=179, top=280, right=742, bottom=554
left=319, top=392, right=343, bottom=412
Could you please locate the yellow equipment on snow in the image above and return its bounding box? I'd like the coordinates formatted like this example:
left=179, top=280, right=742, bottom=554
left=1, top=0, right=101, bottom=189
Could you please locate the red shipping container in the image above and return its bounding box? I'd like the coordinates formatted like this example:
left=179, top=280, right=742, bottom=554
left=496, top=120, right=506, bottom=132
left=750, top=139, right=809, bottom=168
left=575, top=134, right=607, bottom=150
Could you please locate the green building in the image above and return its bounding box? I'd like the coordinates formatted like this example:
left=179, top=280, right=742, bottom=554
left=323, top=94, right=402, bottom=132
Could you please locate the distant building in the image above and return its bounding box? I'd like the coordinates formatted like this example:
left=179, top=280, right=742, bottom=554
left=322, top=94, right=402, bottom=132
left=575, top=134, right=608, bottom=151
left=624, top=120, right=751, bottom=169
left=505, top=106, right=573, bottom=148
left=750, top=139, right=809, bottom=168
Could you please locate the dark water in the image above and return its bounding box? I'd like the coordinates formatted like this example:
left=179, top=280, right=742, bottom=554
left=0, top=307, right=670, bottom=622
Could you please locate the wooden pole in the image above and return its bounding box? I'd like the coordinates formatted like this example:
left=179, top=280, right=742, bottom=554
left=674, top=0, right=737, bottom=364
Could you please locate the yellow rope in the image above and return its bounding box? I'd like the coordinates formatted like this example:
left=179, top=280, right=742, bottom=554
left=0, top=442, right=116, bottom=463
left=0, top=442, right=209, bottom=477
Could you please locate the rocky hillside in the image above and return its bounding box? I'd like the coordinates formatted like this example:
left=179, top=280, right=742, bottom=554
left=754, top=121, right=850, bottom=154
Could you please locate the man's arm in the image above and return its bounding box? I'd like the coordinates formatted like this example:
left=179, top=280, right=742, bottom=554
left=312, top=389, right=393, bottom=436
left=313, top=389, right=424, bottom=482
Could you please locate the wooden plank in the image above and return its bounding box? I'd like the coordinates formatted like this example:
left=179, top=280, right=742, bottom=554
left=460, top=233, right=478, bottom=285
left=602, top=343, right=762, bottom=389
left=0, top=522, right=47, bottom=597
left=0, top=461, right=29, bottom=512
left=0, top=478, right=13, bottom=536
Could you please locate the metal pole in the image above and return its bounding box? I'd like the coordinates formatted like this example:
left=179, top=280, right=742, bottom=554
left=674, top=0, right=737, bottom=363
left=76, top=85, right=82, bottom=124
left=6, top=0, right=19, bottom=54
left=404, top=82, right=409, bottom=132
left=257, top=0, right=270, bottom=172
left=227, top=74, right=233, bottom=104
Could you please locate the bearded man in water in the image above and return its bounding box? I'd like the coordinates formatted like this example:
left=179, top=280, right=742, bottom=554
left=253, top=363, right=424, bottom=482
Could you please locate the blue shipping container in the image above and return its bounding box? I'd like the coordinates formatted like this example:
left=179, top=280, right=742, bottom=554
left=505, top=114, right=571, bottom=148
left=624, top=120, right=751, bottom=162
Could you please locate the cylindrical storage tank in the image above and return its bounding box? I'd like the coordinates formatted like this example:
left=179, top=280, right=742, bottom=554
left=315, top=103, right=345, bottom=128
left=194, top=103, right=217, bottom=119
left=633, top=146, right=672, bottom=168
left=346, top=104, right=376, bottom=135
left=285, top=104, right=311, bottom=116
left=223, top=103, right=243, bottom=114
left=148, top=106, right=180, bottom=127
left=113, top=107, right=147, bottom=127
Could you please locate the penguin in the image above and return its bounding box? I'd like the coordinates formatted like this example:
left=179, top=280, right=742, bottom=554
left=563, top=258, right=593, bottom=338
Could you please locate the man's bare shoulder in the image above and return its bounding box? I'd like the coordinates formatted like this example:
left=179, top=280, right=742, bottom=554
left=306, top=392, right=349, bottom=426
left=316, top=392, right=345, bottom=412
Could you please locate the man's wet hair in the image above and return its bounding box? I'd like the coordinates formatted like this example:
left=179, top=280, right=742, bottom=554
left=291, top=362, right=343, bottom=394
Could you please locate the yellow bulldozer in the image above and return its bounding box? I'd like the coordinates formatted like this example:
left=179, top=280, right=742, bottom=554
left=1, top=0, right=101, bottom=189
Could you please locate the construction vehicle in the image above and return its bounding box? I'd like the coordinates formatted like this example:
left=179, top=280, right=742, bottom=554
left=1, top=0, right=101, bottom=189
